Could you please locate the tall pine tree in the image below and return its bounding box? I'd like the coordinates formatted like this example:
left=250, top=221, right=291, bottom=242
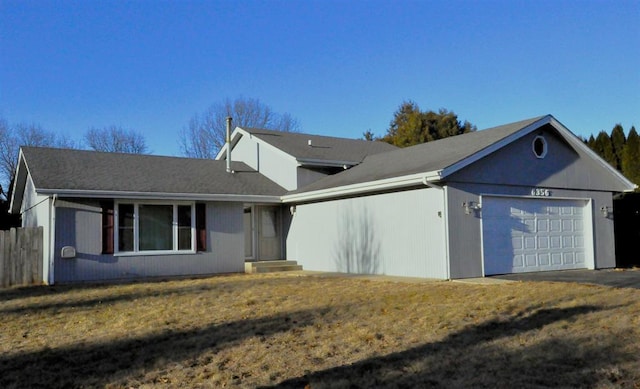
left=594, top=130, right=617, bottom=168
left=622, top=126, right=640, bottom=186
left=610, top=124, right=626, bottom=170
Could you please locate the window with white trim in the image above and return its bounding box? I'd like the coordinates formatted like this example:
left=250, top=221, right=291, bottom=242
left=115, top=202, right=196, bottom=254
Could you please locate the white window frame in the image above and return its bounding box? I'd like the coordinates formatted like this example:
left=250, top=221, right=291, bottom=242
left=114, top=201, right=196, bottom=256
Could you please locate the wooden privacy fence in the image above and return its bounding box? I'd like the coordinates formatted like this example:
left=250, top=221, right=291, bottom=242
left=0, top=227, right=43, bottom=288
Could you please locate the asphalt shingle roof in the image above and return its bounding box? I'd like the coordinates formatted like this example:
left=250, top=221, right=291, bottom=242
left=21, top=147, right=286, bottom=196
left=241, top=127, right=398, bottom=164
left=289, top=116, right=546, bottom=194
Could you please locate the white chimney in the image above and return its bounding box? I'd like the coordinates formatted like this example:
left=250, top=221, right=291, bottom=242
left=226, top=116, right=232, bottom=173
left=308, top=139, right=312, bottom=147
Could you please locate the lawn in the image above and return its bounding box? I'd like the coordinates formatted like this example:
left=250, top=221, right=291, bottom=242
left=1, top=273, right=639, bottom=388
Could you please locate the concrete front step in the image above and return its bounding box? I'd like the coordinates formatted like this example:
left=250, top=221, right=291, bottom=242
left=245, top=260, right=303, bottom=274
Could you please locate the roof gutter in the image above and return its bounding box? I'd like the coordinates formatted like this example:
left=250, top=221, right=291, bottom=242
left=296, top=158, right=360, bottom=168
left=282, top=170, right=443, bottom=203
left=35, top=189, right=283, bottom=204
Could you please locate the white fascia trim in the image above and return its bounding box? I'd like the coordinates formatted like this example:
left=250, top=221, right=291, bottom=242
left=546, top=116, right=638, bottom=192
left=439, top=115, right=555, bottom=178
left=438, top=114, right=637, bottom=192
left=297, top=158, right=359, bottom=168
left=35, top=189, right=283, bottom=203
left=8, top=149, right=28, bottom=214
left=282, top=170, right=443, bottom=203
left=215, top=127, right=245, bottom=160
left=217, top=127, right=299, bottom=166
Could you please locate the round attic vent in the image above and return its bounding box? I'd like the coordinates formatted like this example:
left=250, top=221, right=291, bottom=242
left=532, top=135, right=547, bottom=159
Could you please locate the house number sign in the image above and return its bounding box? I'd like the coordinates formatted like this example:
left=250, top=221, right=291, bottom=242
left=530, top=188, right=551, bottom=197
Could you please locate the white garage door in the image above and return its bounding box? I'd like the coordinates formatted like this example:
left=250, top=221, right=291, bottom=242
left=482, top=197, right=590, bottom=275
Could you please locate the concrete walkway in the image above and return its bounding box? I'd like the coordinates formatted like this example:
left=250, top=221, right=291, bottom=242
left=493, top=268, right=640, bottom=289
left=278, top=268, right=640, bottom=289
left=285, top=270, right=444, bottom=284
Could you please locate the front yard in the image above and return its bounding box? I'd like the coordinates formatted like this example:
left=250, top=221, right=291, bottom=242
left=1, top=273, right=639, bottom=388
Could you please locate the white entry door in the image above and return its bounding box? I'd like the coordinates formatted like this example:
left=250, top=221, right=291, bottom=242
left=482, top=197, right=591, bottom=275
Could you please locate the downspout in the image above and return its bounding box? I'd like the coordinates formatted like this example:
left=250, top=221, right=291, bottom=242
left=48, top=194, right=57, bottom=285
left=423, top=177, right=451, bottom=280
left=226, top=116, right=233, bottom=173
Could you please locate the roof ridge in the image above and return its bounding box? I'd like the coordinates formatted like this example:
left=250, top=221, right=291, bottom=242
left=241, top=127, right=393, bottom=144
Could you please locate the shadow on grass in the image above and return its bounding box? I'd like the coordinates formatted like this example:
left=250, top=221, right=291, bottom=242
left=0, top=273, right=253, bottom=302
left=0, top=274, right=311, bottom=314
left=268, top=305, right=632, bottom=388
left=0, top=304, right=338, bottom=388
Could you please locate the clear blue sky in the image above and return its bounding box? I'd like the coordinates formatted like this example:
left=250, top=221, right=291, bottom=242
left=1, top=0, right=638, bottom=156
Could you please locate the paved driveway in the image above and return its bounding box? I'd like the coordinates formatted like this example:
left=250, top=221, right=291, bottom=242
left=493, top=268, right=640, bottom=289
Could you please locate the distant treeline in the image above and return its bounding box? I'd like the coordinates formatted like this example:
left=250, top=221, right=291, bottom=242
left=585, top=124, right=640, bottom=187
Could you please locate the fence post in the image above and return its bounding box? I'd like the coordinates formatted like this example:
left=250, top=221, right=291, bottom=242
left=0, top=231, right=6, bottom=288
left=34, top=227, right=43, bottom=284
left=9, top=228, right=17, bottom=287
left=0, top=227, right=44, bottom=288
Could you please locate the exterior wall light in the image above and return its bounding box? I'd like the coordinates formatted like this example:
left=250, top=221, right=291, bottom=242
left=463, top=201, right=481, bottom=215
left=600, top=206, right=610, bottom=218
left=290, top=205, right=297, bottom=215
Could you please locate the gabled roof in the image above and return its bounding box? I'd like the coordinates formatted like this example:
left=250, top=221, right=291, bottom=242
left=218, top=127, right=397, bottom=166
left=283, top=115, right=637, bottom=202
left=10, top=147, right=286, bottom=212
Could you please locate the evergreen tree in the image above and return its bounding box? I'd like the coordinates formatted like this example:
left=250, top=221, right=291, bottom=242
left=381, top=101, right=476, bottom=147
left=622, top=126, right=640, bottom=186
left=610, top=124, right=626, bottom=170
left=594, top=130, right=616, bottom=167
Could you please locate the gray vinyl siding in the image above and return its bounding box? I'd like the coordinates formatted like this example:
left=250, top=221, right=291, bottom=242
left=231, top=135, right=298, bottom=190
left=286, top=188, right=448, bottom=279
left=230, top=134, right=259, bottom=170
left=53, top=200, right=245, bottom=283
left=297, top=167, right=330, bottom=189
left=21, top=175, right=48, bottom=228
left=448, top=126, right=627, bottom=191
left=445, top=182, right=614, bottom=279
left=21, top=174, right=52, bottom=284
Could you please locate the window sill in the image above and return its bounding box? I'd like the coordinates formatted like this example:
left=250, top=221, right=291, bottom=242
left=114, top=250, right=197, bottom=257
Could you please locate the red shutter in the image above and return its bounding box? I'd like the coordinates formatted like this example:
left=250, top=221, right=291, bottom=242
left=196, top=203, right=206, bottom=251
left=101, top=201, right=114, bottom=254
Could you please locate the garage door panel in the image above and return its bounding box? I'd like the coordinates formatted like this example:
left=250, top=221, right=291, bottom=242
left=537, top=219, right=549, bottom=232
left=512, top=237, right=523, bottom=250
left=539, top=253, right=550, bottom=266
left=524, top=237, right=536, bottom=249
left=551, top=253, right=563, bottom=265
left=538, top=236, right=550, bottom=249
left=564, top=252, right=575, bottom=264
left=525, top=254, right=537, bottom=267
left=562, top=236, right=574, bottom=248
left=483, top=197, right=589, bottom=275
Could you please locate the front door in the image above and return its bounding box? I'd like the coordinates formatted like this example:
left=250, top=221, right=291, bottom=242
left=257, top=206, right=282, bottom=261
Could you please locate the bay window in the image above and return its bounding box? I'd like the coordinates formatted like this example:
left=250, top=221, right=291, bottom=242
left=115, top=202, right=196, bottom=254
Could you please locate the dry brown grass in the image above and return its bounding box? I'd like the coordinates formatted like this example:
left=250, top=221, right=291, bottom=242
left=1, top=273, right=639, bottom=388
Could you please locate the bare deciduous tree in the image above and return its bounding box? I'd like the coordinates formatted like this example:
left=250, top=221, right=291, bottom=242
left=179, top=97, right=300, bottom=158
left=0, top=119, right=77, bottom=191
left=84, top=126, right=148, bottom=154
